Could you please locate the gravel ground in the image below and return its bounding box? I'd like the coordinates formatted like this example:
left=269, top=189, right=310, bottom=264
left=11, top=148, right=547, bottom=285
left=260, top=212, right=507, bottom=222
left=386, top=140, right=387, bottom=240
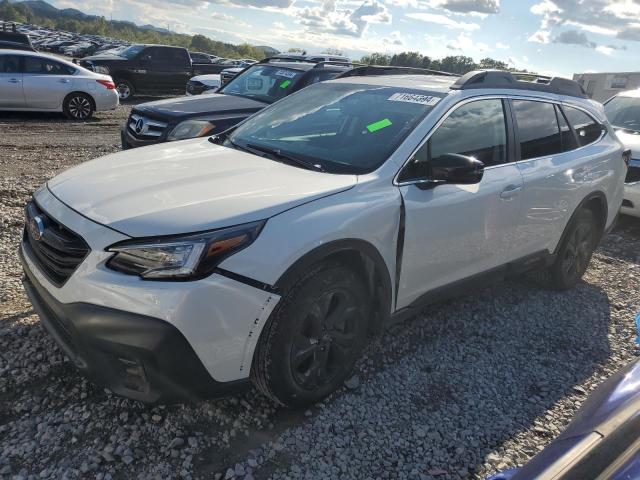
left=1, top=105, right=640, bottom=480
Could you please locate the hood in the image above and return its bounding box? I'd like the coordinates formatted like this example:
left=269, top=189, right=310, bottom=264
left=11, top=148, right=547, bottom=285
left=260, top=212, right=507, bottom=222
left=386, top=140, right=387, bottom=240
left=47, top=138, right=357, bottom=237
left=615, top=129, right=640, bottom=159
left=81, top=54, right=126, bottom=62
left=135, top=93, right=267, bottom=119
left=191, top=74, right=221, bottom=84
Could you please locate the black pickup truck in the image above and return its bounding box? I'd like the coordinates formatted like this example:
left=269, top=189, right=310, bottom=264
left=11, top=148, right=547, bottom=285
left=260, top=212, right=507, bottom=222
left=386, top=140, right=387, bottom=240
left=79, top=44, right=222, bottom=99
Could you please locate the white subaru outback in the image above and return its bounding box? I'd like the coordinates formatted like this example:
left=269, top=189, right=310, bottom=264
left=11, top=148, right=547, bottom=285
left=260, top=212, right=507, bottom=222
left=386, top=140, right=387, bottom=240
left=20, top=69, right=626, bottom=407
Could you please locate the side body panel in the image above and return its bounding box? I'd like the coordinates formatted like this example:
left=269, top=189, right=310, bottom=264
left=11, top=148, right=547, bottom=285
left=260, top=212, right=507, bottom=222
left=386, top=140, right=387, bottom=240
left=513, top=100, right=624, bottom=257
left=397, top=164, right=524, bottom=309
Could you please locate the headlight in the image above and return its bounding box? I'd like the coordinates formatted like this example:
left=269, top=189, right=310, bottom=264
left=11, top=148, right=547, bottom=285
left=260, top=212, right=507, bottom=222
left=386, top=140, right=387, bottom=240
left=93, top=65, right=110, bottom=74
left=106, top=221, right=264, bottom=280
left=167, top=120, right=216, bottom=141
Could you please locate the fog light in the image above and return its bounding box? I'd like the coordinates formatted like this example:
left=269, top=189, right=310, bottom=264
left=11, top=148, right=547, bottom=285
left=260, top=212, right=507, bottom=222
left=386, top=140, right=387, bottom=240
left=119, top=358, right=150, bottom=394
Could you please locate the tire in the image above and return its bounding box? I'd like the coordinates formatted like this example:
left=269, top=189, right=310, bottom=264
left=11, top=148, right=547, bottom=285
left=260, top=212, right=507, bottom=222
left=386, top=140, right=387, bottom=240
left=63, top=93, right=94, bottom=120
left=252, top=261, right=368, bottom=407
left=537, top=208, right=599, bottom=290
left=115, top=79, right=134, bottom=100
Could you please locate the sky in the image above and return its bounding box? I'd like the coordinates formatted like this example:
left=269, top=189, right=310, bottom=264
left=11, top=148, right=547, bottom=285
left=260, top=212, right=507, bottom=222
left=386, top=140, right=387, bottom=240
left=48, top=0, right=640, bottom=77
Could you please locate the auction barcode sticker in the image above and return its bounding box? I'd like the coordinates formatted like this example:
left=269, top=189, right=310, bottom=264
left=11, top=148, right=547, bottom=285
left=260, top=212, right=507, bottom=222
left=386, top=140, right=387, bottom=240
left=275, top=69, right=297, bottom=78
left=388, top=93, right=441, bottom=106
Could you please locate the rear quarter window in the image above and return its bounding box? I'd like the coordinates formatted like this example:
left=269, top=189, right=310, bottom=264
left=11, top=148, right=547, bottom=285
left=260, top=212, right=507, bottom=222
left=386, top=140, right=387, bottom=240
left=562, top=105, right=604, bottom=146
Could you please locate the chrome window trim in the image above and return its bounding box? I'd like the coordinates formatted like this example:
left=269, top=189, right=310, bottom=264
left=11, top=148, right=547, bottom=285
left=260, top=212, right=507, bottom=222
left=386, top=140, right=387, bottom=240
left=394, top=94, right=607, bottom=187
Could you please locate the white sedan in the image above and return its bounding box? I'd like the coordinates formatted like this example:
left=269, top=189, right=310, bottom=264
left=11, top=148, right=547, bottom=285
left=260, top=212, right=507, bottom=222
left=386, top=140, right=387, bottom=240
left=0, top=49, right=119, bottom=119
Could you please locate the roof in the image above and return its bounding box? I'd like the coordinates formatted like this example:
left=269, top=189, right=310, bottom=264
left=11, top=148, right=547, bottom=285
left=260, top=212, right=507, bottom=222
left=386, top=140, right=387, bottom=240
left=0, top=48, right=85, bottom=69
left=259, top=60, right=351, bottom=72
left=331, top=74, right=458, bottom=93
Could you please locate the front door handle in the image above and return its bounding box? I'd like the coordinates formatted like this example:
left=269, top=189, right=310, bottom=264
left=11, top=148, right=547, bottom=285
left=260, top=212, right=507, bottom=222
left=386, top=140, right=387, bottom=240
left=8, top=78, right=21, bottom=84
left=59, top=79, right=71, bottom=83
left=500, top=184, right=522, bottom=199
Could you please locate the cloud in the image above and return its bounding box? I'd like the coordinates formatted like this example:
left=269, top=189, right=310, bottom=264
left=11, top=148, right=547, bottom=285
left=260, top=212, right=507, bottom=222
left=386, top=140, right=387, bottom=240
left=495, top=41, right=509, bottom=49
left=529, top=0, right=640, bottom=46
left=214, top=0, right=294, bottom=8
left=427, top=0, right=499, bottom=14
left=294, top=0, right=391, bottom=37
left=405, top=12, right=479, bottom=30
left=210, top=11, right=234, bottom=20
left=382, top=30, right=404, bottom=45
left=553, top=29, right=596, bottom=48
left=446, top=31, right=488, bottom=51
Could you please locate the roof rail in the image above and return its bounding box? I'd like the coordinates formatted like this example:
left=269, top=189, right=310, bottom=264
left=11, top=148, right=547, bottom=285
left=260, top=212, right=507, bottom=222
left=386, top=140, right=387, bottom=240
left=337, top=65, right=460, bottom=79
left=451, top=70, right=587, bottom=98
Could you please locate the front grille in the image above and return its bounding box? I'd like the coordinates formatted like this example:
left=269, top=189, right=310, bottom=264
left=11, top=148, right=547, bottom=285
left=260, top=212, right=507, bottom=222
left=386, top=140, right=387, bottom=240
left=127, top=112, right=168, bottom=139
left=626, top=162, right=640, bottom=184
left=23, top=201, right=90, bottom=286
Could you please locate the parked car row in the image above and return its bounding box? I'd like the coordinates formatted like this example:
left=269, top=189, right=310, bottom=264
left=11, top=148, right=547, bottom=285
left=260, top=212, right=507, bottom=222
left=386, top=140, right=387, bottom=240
left=122, top=57, right=354, bottom=148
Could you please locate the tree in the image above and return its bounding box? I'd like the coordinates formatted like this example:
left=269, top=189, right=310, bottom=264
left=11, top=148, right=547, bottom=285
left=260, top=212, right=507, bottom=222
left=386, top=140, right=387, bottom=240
left=438, top=55, right=478, bottom=74
left=360, top=53, right=391, bottom=65
left=479, top=57, right=509, bottom=70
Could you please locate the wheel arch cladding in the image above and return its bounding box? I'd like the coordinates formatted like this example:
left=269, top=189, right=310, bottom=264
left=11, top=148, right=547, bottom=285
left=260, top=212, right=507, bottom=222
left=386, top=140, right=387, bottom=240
left=555, top=191, right=608, bottom=255
left=274, top=239, right=393, bottom=334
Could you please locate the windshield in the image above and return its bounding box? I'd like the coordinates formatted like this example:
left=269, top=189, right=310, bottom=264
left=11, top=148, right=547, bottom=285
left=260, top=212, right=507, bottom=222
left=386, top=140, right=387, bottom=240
left=219, top=65, right=305, bottom=104
left=228, top=82, right=443, bottom=174
left=604, top=95, right=640, bottom=133
left=118, top=45, right=146, bottom=59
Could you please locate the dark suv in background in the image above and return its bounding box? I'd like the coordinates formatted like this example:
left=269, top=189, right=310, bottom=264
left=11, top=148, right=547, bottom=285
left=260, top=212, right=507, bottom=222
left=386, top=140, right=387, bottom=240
left=121, top=57, right=353, bottom=148
left=79, top=44, right=222, bottom=99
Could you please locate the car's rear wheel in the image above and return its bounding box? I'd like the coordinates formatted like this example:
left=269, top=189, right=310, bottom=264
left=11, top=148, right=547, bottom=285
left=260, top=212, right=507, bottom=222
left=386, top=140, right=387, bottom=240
left=115, top=79, right=134, bottom=100
left=252, top=261, right=368, bottom=407
left=63, top=93, right=94, bottom=120
left=537, top=208, right=599, bottom=290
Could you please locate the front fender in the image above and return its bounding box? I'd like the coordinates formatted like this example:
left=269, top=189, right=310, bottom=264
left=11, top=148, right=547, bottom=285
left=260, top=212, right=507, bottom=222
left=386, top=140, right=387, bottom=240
left=219, top=184, right=402, bottom=309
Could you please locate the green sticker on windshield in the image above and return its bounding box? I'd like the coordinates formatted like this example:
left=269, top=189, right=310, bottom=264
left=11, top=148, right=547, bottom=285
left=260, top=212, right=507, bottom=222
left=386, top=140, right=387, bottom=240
left=280, top=80, right=292, bottom=89
left=366, top=118, right=392, bottom=133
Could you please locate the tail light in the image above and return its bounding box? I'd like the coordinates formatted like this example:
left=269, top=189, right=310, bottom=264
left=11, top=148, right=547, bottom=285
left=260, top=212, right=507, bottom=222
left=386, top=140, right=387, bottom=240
left=96, top=79, right=116, bottom=90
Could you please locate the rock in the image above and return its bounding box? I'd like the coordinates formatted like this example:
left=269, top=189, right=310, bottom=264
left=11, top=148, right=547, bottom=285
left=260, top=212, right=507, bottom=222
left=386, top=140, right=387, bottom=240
left=344, top=375, right=360, bottom=390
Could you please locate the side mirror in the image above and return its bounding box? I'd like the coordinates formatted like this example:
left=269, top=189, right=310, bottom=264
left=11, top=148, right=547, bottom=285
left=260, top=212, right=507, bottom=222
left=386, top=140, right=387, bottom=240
left=429, top=153, right=485, bottom=185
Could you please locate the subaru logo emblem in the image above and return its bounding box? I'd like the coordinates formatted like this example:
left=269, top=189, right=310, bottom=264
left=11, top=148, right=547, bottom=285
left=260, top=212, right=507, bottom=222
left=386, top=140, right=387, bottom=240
left=28, top=215, right=45, bottom=241
left=135, top=118, right=144, bottom=134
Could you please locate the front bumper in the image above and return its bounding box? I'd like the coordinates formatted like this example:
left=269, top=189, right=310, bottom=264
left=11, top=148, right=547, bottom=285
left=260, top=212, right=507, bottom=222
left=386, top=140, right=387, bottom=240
left=621, top=182, right=640, bottom=218
left=21, top=250, right=248, bottom=403
left=20, top=188, right=281, bottom=401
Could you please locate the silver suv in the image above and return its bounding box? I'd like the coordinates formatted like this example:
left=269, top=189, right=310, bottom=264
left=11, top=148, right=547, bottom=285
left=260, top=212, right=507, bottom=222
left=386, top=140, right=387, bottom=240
left=20, top=69, right=626, bottom=406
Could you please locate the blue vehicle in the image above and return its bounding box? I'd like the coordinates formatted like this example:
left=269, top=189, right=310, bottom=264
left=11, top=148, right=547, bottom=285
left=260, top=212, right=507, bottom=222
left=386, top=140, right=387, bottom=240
left=489, top=358, right=640, bottom=480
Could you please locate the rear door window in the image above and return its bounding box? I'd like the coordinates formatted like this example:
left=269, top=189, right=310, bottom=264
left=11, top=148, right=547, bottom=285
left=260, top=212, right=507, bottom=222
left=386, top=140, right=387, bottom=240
left=0, top=55, right=21, bottom=73
left=22, top=57, right=75, bottom=75
left=563, top=105, right=604, bottom=146
left=556, top=105, right=578, bottom=152
left=512, top=100, right=562, bottom=160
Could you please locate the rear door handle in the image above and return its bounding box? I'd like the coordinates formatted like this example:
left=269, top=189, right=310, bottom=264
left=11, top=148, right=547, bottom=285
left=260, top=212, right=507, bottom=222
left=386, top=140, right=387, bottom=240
left=59, top=79, right=71, bottom=83
left=500, top=184, right=523, bottom=199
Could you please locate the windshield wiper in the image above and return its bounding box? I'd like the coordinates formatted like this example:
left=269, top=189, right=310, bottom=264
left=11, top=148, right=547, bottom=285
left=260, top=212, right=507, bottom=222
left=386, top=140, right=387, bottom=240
left=246, top=143, right=324, bottom=172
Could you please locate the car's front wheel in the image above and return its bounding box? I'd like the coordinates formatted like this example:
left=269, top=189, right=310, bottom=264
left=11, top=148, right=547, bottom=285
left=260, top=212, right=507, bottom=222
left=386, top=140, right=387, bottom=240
left=252, top=261, right=368, bottom=407
left=63, top=93, right=94, bottom=120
